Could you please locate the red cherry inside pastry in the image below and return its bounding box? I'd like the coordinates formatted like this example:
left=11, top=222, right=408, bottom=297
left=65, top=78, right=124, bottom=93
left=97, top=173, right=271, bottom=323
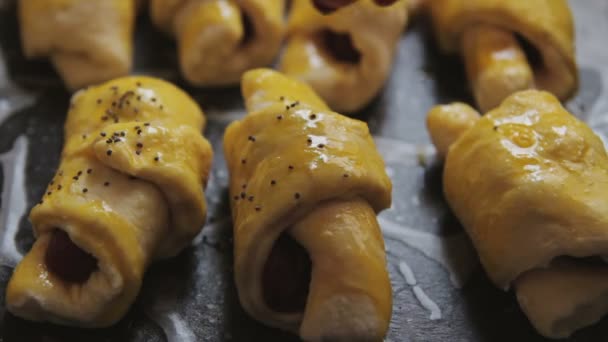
left=45, top=230, right=98, bottom=283
left=312, top=0, right=397, bottom=13
left=263, top=234, right=312, bottom=312
left=321, top=30, right=361, bottom=64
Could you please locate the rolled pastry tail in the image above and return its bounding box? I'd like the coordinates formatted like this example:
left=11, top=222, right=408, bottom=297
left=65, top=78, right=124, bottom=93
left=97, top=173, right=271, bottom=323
left=291, top=198, right=391, bottom=341
left=280, top=0, right=407, bottom=113
left=18, top=0, right=136, bottom=90
left=150, top=0, right=285, bottom=86
left=430, top=0, right=577, bottom=102
left=426, top=102, right=480, bottom=158
left=461, top=25, right=535, bottom=112
left=225, top=69, right=392, bottom=340
left=515, top=259, right=608, bottom=339
left=442, top=90, right=608, bottom=336
left=7, top=76, right=212, bottom=327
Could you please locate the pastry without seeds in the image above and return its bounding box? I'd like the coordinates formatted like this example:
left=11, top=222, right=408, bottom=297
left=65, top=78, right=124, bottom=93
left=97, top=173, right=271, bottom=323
left=18, top=0, right=137, bottom=90
left=224, top=69, right=393, bottom=341
left=427, top=90, right=608, bottom=338
left=280, top=0, right=407, bottom=113
left=150, top=0, right=286, bottom=86
left=6, top=76, right=213, bottom=327
left=429, top=0, right=578, bottom=111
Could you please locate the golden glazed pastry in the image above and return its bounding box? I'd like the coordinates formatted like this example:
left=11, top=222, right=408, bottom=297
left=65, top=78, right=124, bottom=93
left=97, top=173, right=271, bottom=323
left=150, top=0, right=285, bottom=86
left=429, top=0, right=578, bottom=112
left=427, top=90, right=608, bottom=338
left=279, top=0, right=407, bottom=113
left=224, top=69, right=392, bottom=341
left=19, top=0, right=137, bottom=90
left=6, top=76, right=213, bottom=327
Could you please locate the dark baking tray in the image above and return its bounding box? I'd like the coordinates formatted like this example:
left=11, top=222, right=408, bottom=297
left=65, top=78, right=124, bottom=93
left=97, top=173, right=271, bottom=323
left=1, top=1, right=607, bottom=341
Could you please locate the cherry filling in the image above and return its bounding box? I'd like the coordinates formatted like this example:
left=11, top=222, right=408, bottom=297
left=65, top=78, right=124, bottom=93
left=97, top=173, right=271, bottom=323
left=516, top=34, right=543, bottom=70
left=241, top=11, right=255, bottom=46
left=45, top=230, right=98, bottom=284
left=320, top=30, right=361, bottom=64
left=312, top=0, right=397, bottom=13
left=262, top=234, right=312, bottom=313
left=312, top=0, right=355, bottom=13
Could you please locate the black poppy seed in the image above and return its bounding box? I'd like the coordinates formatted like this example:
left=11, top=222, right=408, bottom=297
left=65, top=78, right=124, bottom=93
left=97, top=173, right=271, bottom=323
left=100, top=132, right=106, bottom=137
left=47, top=191, right=52, bottom=196
left=288, top=165, right=294, bottom=170
left=101, top=116, right=109, bottom=121
left=309, top=114, right=317, bottom=120
left=96, top=99, right=102, bottom=104
left=255, top=206, right=261, bottom=212
left=233, top=195, right=239, bottom=200
left=248, top=196, right=254, bottom=202
left=242, top=184, right=247, bottom=189
left=111, top=101, right=117, bottom=107
left=137, top=95, right=142, bottom=101
left=82, top=134, right=87, bottom=139
left=50, top=180, right=54, bottom=185
left=113, top=132, right=119, bottom=136
left=160, top=105, right=164, bottom=110
left=136, top=150, right=141, bottom=155
left=136, top=142, right=143, bottom=148
left=294, top=193, right=301, bottom=199
left=151, top=98, right=157, bottom=102
left=73, top=176, right=78, bottom=181
left=240, top=192, right=246, bottom=199
left=120, top=132, right=126, bottom=137
left=343, top=173, right=349, bottom=178
left=77, top=171, right=82, bottom=176
left=114, top=118, right=119, bottom=123
left=87, top=169, right=92, bottom=174
left=248, top=135, right=256, bottom=142
left=291, top=101, right=299, bottom=108
left=126, top=100, right=131, bottom=106
left=135, top=126, right=140, bottom=130
left=107, top=150, right=113, bottom=156
left=106, top=139, right=112, bottom=144
left=154, top=156, right=159, bottom=162
left=307, top=138, right=312, bottom=144
left=136, top=81, right=141, bottom=87
left=493, top=126, right=498, bottom=131
left=270, top=180, right=276, bottom=185
left=286, top=105, right=290, bottom=110
left=317, top=144, right=325, bottom=148
left=83, top=188, right=88, bottom=193
left=276, top=115, right=283, bottom=120
left=241, top=159, right=247, bottom=164
left=57, top=185, right=62, bottom=190
left=280, top=96, right=284, bottom=101
left=40, top=199, right=44, bottom=204
left=58, top=171, right=63, bottom=176
left=137, top=130, right=142, bottom=135
left=144, top=123, right=150, bottom=126
left=104, top=181, right=110, bottom=186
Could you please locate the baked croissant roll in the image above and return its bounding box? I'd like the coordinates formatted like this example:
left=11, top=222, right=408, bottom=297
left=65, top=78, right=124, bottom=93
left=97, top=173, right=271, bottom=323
left=150, top=0, right=285, bottom=86
left=279, top=0, right=407, bottom=113
left=224, top=69, right=392, bottom=341
left=427, top=90, right=608, bottom=338
left=18, top=0, right=137, bottom=90
left=429, top=0, right=578, bottom=112
left=6, top=76, right=213, bottom=327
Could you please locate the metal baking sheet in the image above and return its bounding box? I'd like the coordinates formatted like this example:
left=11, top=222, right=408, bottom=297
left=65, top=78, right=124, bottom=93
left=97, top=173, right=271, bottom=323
left=1, top=1, right=607, bottom=341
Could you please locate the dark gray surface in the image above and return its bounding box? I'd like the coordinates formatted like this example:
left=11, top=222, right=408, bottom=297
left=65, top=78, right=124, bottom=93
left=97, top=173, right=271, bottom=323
left=0, top=1, right=607, bottom=341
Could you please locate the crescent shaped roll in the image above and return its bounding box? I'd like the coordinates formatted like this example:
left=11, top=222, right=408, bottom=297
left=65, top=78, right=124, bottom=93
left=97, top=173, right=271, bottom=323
left=279, top=0, right=407, bottom=113
left=18, top=0, right=136, bottom=90
left=224, top=69, right=392, bottom=340
left=6, top=76, right=213, bottom=327
left=427, top=90, right=608, bottom=338
left=150, top=0, right=285, bottom=86
left=429, top=0, right=577, bottom=111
